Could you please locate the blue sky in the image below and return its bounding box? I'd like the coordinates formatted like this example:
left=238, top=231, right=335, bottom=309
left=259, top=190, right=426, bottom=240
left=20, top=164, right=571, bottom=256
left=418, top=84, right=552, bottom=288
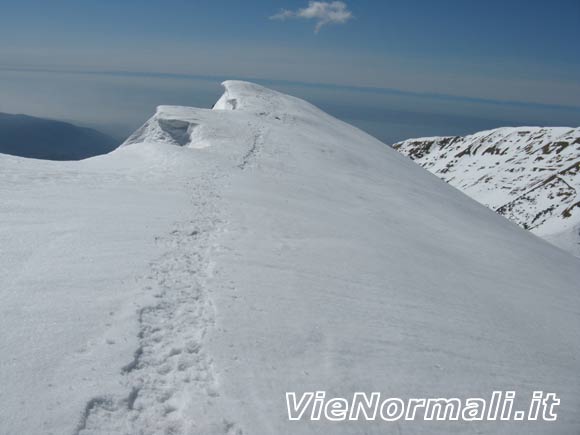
left=1, top=0, right=579, bottom=107
left=0, top=1, right=578, bottom=144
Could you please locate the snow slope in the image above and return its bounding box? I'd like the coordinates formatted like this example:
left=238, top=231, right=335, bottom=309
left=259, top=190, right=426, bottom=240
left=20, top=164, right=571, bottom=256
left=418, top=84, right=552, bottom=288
left=0, top=81, right=579, bottom=435
left=393, top=127, right=580, bottom=257
left=0, top=146, right=198, bottom=434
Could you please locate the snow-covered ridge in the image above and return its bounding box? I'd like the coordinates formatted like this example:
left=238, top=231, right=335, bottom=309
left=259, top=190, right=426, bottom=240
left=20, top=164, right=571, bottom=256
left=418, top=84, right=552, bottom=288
left=394, top=127, right=580, bottom=256
left=2, top=81, right=580, bottom=434
left=122, top=81, right=337, bottom=151
left=212, top=80, right=329, bottom=118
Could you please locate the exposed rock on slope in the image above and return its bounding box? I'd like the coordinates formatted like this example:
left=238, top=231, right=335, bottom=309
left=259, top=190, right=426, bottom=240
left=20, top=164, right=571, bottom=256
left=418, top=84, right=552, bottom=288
left=394, top=127, right=580, bottom=256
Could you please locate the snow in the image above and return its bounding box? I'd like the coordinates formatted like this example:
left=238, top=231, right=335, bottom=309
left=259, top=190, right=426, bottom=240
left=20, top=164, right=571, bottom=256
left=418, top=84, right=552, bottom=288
left=394, top=127, right=580, bottom=257
left=1, top=81, right=579, bottom=434
left=0, top=146, right=196, bottom=434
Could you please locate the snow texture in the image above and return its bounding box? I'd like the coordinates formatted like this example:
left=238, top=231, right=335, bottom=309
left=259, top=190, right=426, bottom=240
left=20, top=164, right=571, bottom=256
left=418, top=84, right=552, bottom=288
left=0, top=81, right=579, bottom=434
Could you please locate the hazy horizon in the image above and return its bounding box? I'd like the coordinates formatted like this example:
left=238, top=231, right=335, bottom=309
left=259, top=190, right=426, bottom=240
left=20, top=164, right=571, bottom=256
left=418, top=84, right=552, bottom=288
left=1, top=68, right=578, bottom=147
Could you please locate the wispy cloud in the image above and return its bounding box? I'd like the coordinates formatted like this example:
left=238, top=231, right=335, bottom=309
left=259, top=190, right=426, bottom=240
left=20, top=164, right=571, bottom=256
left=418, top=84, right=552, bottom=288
left=270, top=1, right=353, bottom=33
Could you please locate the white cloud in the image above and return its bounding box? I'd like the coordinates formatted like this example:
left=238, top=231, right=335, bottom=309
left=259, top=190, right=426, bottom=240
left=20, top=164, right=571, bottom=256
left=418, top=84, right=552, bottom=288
left=271, top=1, right=353, bottom=33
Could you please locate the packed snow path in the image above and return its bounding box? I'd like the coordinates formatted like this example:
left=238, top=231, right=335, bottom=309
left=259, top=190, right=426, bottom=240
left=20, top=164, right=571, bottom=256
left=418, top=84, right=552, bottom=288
left=76, top=175, right=236, bottom=434
left=0, top=81, right=579, bottom=435
left=77, top=102, right=269, bottom=434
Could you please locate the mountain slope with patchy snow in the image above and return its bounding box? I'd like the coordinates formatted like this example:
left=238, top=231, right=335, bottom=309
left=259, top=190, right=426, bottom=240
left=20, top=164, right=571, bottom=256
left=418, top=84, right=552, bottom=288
left=393, top=127, right=580, bottom=256
left=1, top=82, right=579, bottom=435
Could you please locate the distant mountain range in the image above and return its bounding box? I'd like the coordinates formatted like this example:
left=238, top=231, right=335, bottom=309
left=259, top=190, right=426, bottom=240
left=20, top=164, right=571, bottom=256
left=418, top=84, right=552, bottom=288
left=0, top=112, right=119, bottom=160
left=394, top=127, right=580, bottom=257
